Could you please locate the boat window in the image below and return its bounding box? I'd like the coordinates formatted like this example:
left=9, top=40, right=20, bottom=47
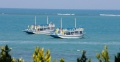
left=71, top=32, right=74, bottom=35
left=40, top=29, right=43, bottom=31
left=65, top=32, right=70, bottom=35
left=75, top=31, right=78, bottom=33
left=80, top=31, right=82, bottom=34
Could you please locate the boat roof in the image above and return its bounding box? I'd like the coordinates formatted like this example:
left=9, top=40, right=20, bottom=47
left=40, top=24, right=48, bottom=26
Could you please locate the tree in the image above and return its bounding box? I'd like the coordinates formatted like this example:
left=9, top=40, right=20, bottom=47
left=77, top=50, right=88, bottom=62
left=96, top=45, right=110, bottom=62
left=115, top=52, right=120, bottom=62
left=32, top=46, right=51, bottom=62
left=0, top=45, right=12, bottom=62
left=0, top=45, right=24, bottom=62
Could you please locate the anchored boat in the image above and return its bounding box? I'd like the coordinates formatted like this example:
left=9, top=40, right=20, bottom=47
left=50, top=18, right=84, bottom=39
left=23, top=16, right=55, bottom=34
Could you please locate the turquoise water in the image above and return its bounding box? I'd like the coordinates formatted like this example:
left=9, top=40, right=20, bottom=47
left=0, top=8, right=120, bottom=62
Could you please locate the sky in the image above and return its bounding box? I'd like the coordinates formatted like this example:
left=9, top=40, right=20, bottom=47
left=0, top=0, right=120, bottom=10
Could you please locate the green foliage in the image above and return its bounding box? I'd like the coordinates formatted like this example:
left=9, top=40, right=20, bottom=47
left=0, top=45, right=12, bottom=62
left=32, top=46, right=51, bottom=62
left=11, top=57, right=24, bottom=62
left=88, top=59, right=92, bottom=62
left=0, top=45, right=24, bottom=62
left=115, top=52, right=120, bottom=62
left=60, top=58, right=64, bottom=62
left=53, top=58, right=65, bottom=62
left=77, top=50, right=88, bottom=62
left=17, top=57, right=24, bottom=62
left=96, top=45, right=110, bottom=62
left=53, top=59, right=57, bottom=62
left=11, top=57, right=16, bottom=62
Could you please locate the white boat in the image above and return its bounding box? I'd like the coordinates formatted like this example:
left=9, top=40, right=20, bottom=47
left=23, top=16, right=55, bottom=34
left=50, top=28, right=84, bottom=39
left=49, top=18, right=84, bottom=39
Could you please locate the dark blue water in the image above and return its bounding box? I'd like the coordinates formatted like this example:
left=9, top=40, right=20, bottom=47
left=0, top=8, right=120, bottom=62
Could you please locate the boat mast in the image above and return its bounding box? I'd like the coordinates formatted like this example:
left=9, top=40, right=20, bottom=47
left=75, top=18, right=76, bottom=28
left=47, top=16, right=48, bottom=24
left=61, top=18, right=62, bottom=29
left=35, top=16, right=36, bottom=29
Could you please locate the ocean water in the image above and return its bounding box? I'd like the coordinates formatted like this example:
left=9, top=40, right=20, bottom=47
left=0, top=8, right=120, bottom=62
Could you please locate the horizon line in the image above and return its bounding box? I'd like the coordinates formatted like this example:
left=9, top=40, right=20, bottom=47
left=0, top=7, right=120, bottom=10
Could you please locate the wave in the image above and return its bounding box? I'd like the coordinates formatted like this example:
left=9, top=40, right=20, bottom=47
left=1, top=41, right=120, bottom=45
left=57, top=13, right=75, bottom=16
left=100, top=14, right=120, bottom=16
left=4, top=40, right=117, bottom=45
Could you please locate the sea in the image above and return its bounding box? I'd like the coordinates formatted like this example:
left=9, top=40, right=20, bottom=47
left=0, top=8, right=120, bottom=62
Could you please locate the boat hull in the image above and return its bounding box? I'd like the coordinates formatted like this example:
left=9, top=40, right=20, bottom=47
left=26, top=31, right=35, bottom=34
left=50, top=35, right=61, bottom=38
left=24, top=30, right=54, bottom=34
left=49, top=33, right=61, bottom=38
left=50, top=33, right=84, bottom=39
left=59, top=35, right=83, bottom=39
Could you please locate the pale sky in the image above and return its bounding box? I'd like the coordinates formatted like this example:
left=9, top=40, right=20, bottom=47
left=0, top=0, right=120, bottom=10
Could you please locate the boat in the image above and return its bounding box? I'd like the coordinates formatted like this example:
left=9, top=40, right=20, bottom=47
left=49, top=18, right=84, bottom=39
left=23, top=16, right=55, bottom=34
